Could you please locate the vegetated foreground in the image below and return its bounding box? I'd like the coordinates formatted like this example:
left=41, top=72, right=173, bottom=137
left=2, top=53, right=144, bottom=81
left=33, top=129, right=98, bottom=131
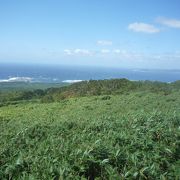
left=0, top=79, right=180, bottom=179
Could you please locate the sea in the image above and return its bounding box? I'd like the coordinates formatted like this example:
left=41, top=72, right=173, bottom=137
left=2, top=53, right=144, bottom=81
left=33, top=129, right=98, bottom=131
left=0, top=63, right=180, bottom=83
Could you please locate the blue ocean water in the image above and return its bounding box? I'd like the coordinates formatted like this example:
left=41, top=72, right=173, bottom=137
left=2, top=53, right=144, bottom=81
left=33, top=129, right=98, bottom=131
left=0, top=63, right=180, bottom=83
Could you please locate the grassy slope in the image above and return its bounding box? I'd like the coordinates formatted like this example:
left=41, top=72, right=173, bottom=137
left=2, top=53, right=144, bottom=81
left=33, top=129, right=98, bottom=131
left=0, top=82, right=68, bottom=92
left=0, top=90, right=180, bottom=179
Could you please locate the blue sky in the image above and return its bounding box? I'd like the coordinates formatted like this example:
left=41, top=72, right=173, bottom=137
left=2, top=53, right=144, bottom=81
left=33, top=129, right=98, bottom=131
left=0, top=0, right=180, bottom=69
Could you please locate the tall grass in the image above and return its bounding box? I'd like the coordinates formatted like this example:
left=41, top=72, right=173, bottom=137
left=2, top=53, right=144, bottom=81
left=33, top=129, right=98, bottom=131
left=0, top=89, right=180, bottom=179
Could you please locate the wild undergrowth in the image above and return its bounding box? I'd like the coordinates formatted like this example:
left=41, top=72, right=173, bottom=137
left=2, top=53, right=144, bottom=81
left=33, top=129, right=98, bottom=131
left=0, top=84, right=180, bottom=179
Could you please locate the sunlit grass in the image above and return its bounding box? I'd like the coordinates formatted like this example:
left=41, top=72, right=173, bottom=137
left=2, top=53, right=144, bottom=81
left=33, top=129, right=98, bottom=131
left=0, top=90, right=180, bottom=179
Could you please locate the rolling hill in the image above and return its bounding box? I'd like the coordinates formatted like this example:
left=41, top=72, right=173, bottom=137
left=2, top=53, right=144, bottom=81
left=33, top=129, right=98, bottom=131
left=0, top=79, right=179, bottom=179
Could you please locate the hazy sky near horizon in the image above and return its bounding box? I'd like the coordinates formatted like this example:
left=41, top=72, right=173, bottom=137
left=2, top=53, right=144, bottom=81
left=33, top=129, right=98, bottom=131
left=0, top=0, right=180, bottom=69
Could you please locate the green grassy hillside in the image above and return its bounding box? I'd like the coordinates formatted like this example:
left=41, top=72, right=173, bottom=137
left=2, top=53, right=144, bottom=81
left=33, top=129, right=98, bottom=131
left=0, top=82, right=67, bottom=92
left=0, top=79, right=180, bottom=179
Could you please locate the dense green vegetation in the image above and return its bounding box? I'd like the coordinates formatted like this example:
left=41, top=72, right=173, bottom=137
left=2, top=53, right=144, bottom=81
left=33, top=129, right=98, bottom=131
left=0, top=82, right=67, bottom=92
left=0, top=79, right=180, bottom=179
left=1, top=79, right=180, bottom=105
left=0, top=82, right=68, bottom=107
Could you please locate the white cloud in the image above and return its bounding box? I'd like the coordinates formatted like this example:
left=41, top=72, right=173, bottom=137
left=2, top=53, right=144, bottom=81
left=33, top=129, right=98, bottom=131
left=63, top=47, right=180, bottom=65
left=62, top=48, right=180, bottom=69
left=64, top=49, right=73, bottom=55
left=156, top=17, right=180, bottom=28
left=74, top=49, right=92, bottom=55
left=64, top=49, right=93, bottom=56
left=128, top=22, right=160, bottom=33
left=101, top=49, right=110, bottom=54
left=113, top=49, right=121, bottom=54
left=113, top=49, right=127, bottom=54
left=97, top=40, right=112, bottom=46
